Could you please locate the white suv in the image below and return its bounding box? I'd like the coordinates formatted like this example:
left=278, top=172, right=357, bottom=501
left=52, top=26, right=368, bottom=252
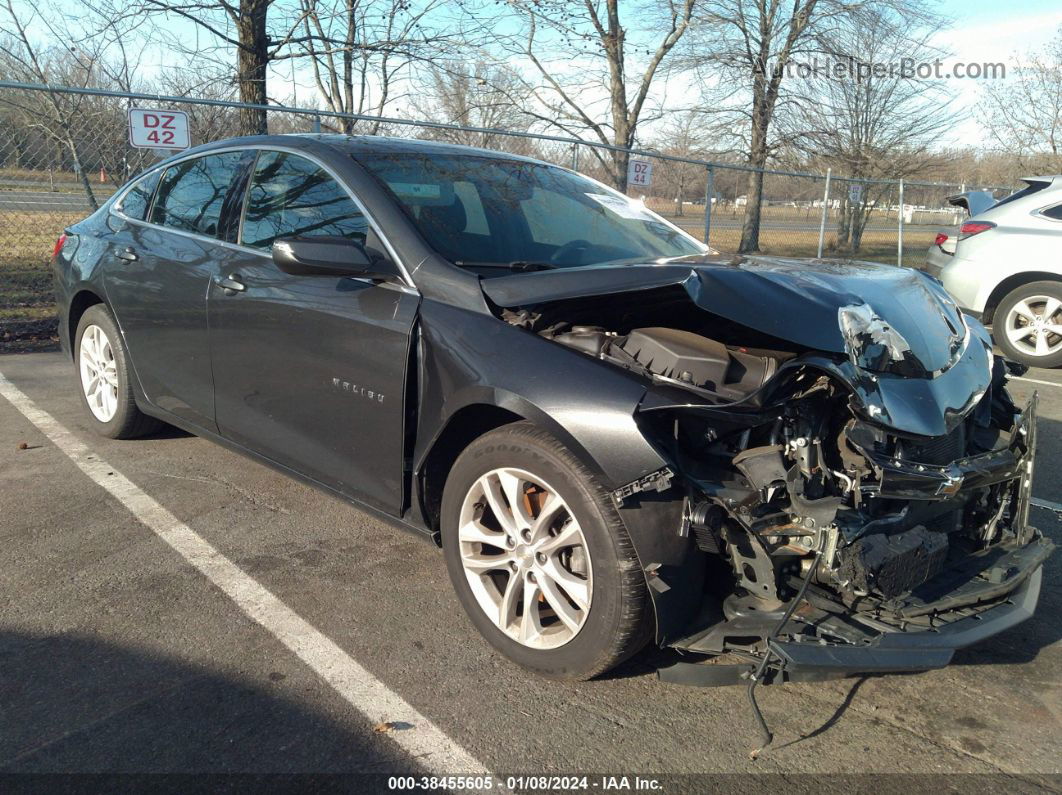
left=926, top=176, right=1062, bottom=368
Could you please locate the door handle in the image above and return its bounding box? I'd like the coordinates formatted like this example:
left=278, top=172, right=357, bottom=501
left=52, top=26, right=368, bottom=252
left=213, top=273, right=246, bottom=293
left=115, top=247, right=138, bottom=262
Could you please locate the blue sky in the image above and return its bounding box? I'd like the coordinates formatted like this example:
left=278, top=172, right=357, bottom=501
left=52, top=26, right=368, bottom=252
left=928, top=1, right=1062, bottom=143
left=937, top=0, right=1060, bottom=18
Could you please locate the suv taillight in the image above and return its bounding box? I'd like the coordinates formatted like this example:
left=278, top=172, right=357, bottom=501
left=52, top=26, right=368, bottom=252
left=52, top=233, right=67, bottom=259
left=959, top=221, right=996, bottom=240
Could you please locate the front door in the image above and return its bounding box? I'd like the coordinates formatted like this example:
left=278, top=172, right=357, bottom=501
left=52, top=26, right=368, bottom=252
left=208, top=150, right=418, bottom=514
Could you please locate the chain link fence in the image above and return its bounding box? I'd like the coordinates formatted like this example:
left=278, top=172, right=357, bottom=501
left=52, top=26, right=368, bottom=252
left=0, top=81, right=1012, bottom=351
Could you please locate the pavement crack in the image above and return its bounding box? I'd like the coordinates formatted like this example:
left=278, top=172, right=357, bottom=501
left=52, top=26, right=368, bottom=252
left=0, top=673, right=207, bottom=770
left=140, top=469, right=290, bottom=515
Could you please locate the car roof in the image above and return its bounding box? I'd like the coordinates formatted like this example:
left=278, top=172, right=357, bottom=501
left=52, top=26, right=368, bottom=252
left=168, top=133, right=551, bottom=167
left=300, top=133, right=548, bottom=163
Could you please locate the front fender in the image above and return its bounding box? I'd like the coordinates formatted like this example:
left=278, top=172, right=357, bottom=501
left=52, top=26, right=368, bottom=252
left=415, top=300, right=667, bottom=489
left=416, top=299, right=702, bottom=644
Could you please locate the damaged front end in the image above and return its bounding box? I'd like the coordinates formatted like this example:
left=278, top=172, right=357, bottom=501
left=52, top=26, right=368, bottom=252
left=648, top=360, right=1048, bottom=684
left=485, top=257, right=1053, bottom=684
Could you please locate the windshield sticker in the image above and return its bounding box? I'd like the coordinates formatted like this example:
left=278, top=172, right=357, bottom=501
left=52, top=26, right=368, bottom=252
left=585, top=193, right=653, bottom=220
left=390, top=182, right=443, bottom=200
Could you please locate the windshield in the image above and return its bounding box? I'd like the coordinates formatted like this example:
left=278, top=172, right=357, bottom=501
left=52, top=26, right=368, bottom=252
left=355, top=153, right=706, bottom=270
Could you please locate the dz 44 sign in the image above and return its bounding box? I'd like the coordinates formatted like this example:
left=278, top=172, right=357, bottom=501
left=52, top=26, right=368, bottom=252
left=627, top=159, right=652, bottom=188
left=128, top=108, right=190, bottom=150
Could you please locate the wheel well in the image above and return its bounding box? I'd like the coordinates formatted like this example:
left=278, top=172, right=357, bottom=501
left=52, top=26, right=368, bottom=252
left=419, top=405, right=524, bottom=533
left=67, top=290, right=105, bottom=351
left=983, top=272, right=1062, bottom=324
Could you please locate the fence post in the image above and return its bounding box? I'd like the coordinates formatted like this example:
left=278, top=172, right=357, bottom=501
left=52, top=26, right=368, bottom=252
left=817, top=168, right=832, bottom=259
left=571, top=143, right=579, bottom=172
left=897, top=179, right=905, bottom=267
left=704, top=165, right=714, bottom=247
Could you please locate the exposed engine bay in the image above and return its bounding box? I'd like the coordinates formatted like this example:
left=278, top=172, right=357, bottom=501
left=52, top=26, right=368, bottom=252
left=494, top=268, right=1051, bottom=684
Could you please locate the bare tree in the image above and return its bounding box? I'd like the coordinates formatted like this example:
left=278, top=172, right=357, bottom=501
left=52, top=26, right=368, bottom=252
left=114, top=0, right=311, bottom=134
left=472, top=0, right=697, bottom=190
left=296, top=0, right=458, bottom=134
left=410, top=62, right=534, bottom=151
left=982, top=27, right=1062, bottom=174
left=0, top=1, right=109, bottom=208
left=652, top=111, right=712, bottom=216
left=788, top=7, right=955, bottom=252
left=685, top=0, right=927, bottom=252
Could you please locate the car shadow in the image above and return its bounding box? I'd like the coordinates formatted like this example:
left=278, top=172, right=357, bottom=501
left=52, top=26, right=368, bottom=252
left=136, top=424, right=194, bottom=440
left=0, top=630, right=428, bottom=780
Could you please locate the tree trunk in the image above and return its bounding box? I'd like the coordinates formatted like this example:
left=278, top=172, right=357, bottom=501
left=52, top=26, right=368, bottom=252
left=612, top=147, right=630, bottom=192
left=836, top=197, right=852, bottom=248
left=341, top=0, right=355, bottom=134
left=739, top=115, right=768, bottom=253
left=236, top=0, right=269, bottom=136
left=851, top=203, right=871, bottom=252
left=69, top=138, right=98, bottom=212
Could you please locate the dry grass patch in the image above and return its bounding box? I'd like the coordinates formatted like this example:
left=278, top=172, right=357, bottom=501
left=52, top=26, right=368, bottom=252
left=0, top=210, right=69, bottom=352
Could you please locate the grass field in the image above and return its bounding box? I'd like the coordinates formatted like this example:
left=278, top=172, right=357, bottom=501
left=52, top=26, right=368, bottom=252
left=0, top=210, right=78, bottom=353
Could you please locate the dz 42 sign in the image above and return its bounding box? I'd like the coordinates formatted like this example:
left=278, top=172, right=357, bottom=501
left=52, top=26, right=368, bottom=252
left=627, top=159, right=652, bottom=188
left=128, top=108, right=190, bottom=150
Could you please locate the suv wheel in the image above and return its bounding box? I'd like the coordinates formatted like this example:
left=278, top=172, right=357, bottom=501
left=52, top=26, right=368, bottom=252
left=441, top=422, right=652, bottom=680
left=75, top=305, right=162, bottom=438
left=993, top=281, right=1062, bottom=368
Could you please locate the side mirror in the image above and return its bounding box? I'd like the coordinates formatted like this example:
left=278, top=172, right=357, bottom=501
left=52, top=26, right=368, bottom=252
left=272, top=236, right=401, bottom=281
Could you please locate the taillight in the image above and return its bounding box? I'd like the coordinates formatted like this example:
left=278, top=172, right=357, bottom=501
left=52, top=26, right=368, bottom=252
left=959, top=221, right=996, bottom=240
left=934, top=232, right=949, bottom=246
left=52, top=233, right=67, bottom=259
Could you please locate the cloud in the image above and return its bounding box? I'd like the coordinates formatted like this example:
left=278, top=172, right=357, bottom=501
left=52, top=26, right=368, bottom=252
left=930, top=12, right=1062, bottom=146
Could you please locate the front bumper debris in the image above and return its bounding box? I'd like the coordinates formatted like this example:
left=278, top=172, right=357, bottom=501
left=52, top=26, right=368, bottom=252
left=659, top=535, right=1052, bottom=686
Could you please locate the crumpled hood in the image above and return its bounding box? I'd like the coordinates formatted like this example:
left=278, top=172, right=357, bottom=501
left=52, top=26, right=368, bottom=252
left=482, top=255, right=993, bottom=437
left=481, top=254, right=968, bottom=376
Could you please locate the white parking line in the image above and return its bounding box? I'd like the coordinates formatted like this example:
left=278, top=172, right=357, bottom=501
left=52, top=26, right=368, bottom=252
left=0, top=372, right=488, bottom=777
left=1012, top=376, right=1062, bottom=389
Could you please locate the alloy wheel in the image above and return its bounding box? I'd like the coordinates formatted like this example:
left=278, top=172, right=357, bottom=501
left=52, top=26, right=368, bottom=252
left=1004, top=295, right=1062, bottom=359
left=79, top=324, right=119, bottom=422
left=457, top=467, right=593, bottom=650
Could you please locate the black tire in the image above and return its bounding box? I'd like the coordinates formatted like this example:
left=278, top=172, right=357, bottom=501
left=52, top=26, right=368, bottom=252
left=993, top=281, right=1062, bottom=369
left=74, top=304, right=162, bottom=439
left=441, top=421, right=652, bottom=680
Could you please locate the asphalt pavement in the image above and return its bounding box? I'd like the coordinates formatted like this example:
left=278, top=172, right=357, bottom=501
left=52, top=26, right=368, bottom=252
left=1, top=352, right=1060, bottom=786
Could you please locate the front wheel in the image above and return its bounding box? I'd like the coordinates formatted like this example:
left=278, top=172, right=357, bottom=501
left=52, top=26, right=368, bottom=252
left=993, top=281, right=1062, bottom=368
left=75, top=304, right=162, bottom=439
left=441, top=422, right=652, bottom=680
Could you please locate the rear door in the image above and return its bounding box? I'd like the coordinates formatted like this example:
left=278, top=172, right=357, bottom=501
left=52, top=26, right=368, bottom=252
left=208, top=149, right=419, bottom=513
left=104, top=150, right=250, bottom=432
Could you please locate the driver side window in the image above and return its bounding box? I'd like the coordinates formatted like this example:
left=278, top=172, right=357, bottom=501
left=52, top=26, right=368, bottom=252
left=240, top=151, right=368, bottom=249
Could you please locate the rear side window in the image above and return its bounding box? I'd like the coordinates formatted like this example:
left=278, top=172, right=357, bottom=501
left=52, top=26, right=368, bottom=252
left=240, top=151, right=368, bottom=249
left=151, top=152, right=245, bottom=237
left=117, top=171, right=160, bottom=220
left=1041, top=204, right=1062, bottom=221
left=992, top=181, right=1050, bottom=210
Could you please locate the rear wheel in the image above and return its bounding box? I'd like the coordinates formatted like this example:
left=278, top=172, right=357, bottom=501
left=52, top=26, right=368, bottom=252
left=75, top=305, right=161, bottom=439
left=441, top=422, right=652, bottom=680
left=993, top=281, right=1062, bottom=368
